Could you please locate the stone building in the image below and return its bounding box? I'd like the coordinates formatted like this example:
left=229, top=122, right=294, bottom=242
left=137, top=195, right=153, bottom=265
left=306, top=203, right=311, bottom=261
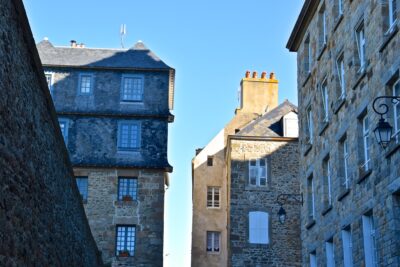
left=192, top=71, right=301, bottom=266
left=0, top=0, right=102, bottom=266
left=37, top=39, right=175, bottom=266
left=287, top=0, right=400, bottom=266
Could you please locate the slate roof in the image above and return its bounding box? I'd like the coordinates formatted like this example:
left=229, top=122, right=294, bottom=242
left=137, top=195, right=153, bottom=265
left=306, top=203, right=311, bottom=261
left=237, top=100, right=298, bottom=137
left=36, top=40, right=172, bottom=70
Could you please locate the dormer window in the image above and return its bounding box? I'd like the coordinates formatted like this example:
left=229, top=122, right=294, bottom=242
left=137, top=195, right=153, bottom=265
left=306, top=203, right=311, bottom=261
left=283, top=112, right=299, bottom=137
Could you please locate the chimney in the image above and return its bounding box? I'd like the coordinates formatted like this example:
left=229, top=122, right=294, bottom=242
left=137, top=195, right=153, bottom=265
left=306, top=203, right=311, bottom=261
left=236, top=70, right=279, bottom=115
left=70, top=40, right=77, bottom=48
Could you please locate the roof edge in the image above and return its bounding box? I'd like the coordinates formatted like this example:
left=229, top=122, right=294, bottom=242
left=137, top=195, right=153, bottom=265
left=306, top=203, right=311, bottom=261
left=286, top=0, right=319, bottom=52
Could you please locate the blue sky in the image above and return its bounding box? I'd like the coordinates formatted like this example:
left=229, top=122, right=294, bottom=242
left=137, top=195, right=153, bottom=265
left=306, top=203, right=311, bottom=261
left=23, top=1, right=303, bottom=266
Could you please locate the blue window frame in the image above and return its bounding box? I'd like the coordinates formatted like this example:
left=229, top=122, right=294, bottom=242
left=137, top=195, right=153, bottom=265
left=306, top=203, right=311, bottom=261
left=118, top=177, right=138, bottom=201
left=116, top=225, right=136, bottom=256
left=75, top=177, right=88, bottom=202
left=78, top=73, right=93, bottom=94
left=120, top=75, right=144, bottom=101
left=117, top=121, right=140, bottom=150
left=58, top=119, right=69, bottom=144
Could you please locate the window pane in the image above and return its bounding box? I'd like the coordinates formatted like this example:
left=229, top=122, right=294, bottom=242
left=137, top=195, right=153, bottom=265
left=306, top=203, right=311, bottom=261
left=76, top=177, right=88, bottom=201
left=122, top=77, right=143, bottom=101
left=118, top=178, right=138, bottom=200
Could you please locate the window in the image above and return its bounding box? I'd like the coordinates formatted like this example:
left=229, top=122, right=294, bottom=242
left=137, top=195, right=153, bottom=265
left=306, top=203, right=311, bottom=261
left=249, top=211, right=269, bottom=244
left=388, top=0, right=398, bottom=32
left=207, top=186, right=220, bottom=208
left=306, top=106, right=313, bottom=144
left=283, top=112, right=299, bottom=137
left=323, top=157, right=332, bottom=207
left=45, top=72, right=53, bottom=93
left=320, top=79, right=329, bottom=122
left=75, top=177, right=88, bottom=202
left=304, top=35, right=312, bottom=73
left=338, top=0, right=343, bottom=16
left=361, top=115, right=371, bottom=171
left=118, top=178, right=138, bottom=201
left=58, top=119, right=69, bottom=144
left=307, top=175, right=315, bottom=220
left=318, top=5, right=327, bottom=50
left=340, top=138, right=350, bottom=189
left=207, top=156, right=213, bottom=166
left=116, top=225, right=135, bottom=256
left=249, top=158, right=267, bottom=186
left=355, top=22, right=366, bottom=72
left=79, top=74, right=93, bottom=94
left=310, top=251, right=317, bottom=267
left=325, top=239, right=335, bottom=267
left=362, top=214, right=378, bottom=267
left=342, top=227, right=353, bottom=267
left=206, top=231, right=220, bottom=252
left=121, top=75, right=144, bottom=101
left=118, top=122, right=140, bottom=151
left=393, top=79, right=400, bottom=142
left=336, top=53, right=346, bottom=99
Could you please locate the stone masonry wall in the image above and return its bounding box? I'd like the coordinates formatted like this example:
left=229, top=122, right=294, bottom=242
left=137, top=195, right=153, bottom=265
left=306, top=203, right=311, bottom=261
left=229, top=139, right=301, bottom=267
left=295, top=0, right=400, bottom=266
left=74, top=168, right=165, bottom=267
left=0, top=0, right=102, bottom=266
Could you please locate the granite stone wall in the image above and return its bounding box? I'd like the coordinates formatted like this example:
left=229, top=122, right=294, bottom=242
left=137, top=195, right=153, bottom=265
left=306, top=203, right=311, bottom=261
left=295, top=0, right=400, bottom=266
left=229, top=139, right=301, bottom=267
left=0, top=0, right=102, bottom=266
left=74, top=168, right=165, bottom=266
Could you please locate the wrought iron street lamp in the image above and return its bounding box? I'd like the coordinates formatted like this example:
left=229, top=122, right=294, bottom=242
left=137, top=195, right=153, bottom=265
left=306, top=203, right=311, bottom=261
left=372, top=96, right=400, bottom=148
left=276, top=193, right=303, bottom=224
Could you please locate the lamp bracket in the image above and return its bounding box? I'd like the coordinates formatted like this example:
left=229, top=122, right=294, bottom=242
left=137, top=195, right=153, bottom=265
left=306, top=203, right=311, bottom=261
left=372, top=96, right=400, bottom=119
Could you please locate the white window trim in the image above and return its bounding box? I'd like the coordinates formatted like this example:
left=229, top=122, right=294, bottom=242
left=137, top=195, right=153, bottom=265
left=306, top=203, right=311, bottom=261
left=343, top=139, right=350, bottom=189
left=388, top=0, right=398, bottom=32
left=58, top=118, right=69, bottom=144
left=310, top=251, right=317, bottom=267
left=362, top=116, right=371, bottom=171
left=120, top=74, right=144, bottom=102
left=78, top=73, right=94, bottom=95
left=45, top=72, right=54, bottom=93
left=336, top=53, right=346, bottom=99
left=320, top=79, right=329, bottom=122
left=362, top=215, right=378, bottom=267
left=206, top=231, right=220, bottom=253
left=117, top=121, right=141, bottom=151
left=355, top=22, right=366, bottom=72
left=393, top=79, right=400, bottom=142
left=307, top=106, right=314, bottom=144
left=322, top=9, right=327, bottom=45
left=342, top=228, right=353, bottom=267
left=248, top=158, right=268, bottom=186
left=325, top=240, right=335, bottom=267
left=326, top=160, right=332, bottom=205
left=207, top=186, right=220, bottom=208
left=308, top=176, right=316, bottom=219
left=249, top=211, right=269, bottom=244
left=338, top=0, right=343, bottom=16
left=305, top=35, right=312, bottom=73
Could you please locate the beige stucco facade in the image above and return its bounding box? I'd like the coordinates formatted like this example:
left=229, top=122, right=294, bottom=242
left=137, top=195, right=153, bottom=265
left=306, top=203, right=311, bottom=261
left=191, top=72, right=280, bottom=267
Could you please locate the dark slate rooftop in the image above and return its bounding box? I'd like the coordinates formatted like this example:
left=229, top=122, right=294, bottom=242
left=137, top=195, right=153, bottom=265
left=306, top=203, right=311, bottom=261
left=36, top=40, right=172, bottom=70
left=237, top=100, right=298, bottom=137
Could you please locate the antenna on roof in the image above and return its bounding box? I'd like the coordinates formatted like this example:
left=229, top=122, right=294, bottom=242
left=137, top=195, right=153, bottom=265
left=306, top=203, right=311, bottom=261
left=120, top=24, right=127, bottom=48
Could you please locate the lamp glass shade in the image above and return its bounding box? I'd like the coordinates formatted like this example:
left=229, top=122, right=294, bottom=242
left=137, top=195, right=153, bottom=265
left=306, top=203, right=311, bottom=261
left=278, top=207, right=286, bottom=224
left=374, top=118, right=393, bottom=148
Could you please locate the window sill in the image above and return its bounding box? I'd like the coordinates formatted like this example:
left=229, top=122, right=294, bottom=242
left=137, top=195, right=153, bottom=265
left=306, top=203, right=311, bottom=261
left=304, top=143, right=312, bottom=156
left=120, top=101, right=144, bottom=105
left=206, top=206, right=221, bottom=210
left=317, top=44, right=327, bottom=61
left=206, top=250, right=221, bottom=255
left=117, top=150, right=140, bottom=154
left=302, top=72, right=312, bottom=87
left=337, top=188, right=350, bottom=201
left=352, top=69, right=367, bottom=90
left=115, top=200, right=137, bottom=207
left=244, top=185, right=270, bottom=191
left=379, top=24, right=398, bottom=53
left=332, top=96, right=346, bottom=114
left=321, top=205, right=332, bottom=216
left=333, top=14, right=344, bottom=32
left=385, top=141, right=400, bottom=158
left=318, top=120, right=329, bottom=136
left=306, top=219, right=316, bottom=230
left=357, top=167, right=372, bottom=184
